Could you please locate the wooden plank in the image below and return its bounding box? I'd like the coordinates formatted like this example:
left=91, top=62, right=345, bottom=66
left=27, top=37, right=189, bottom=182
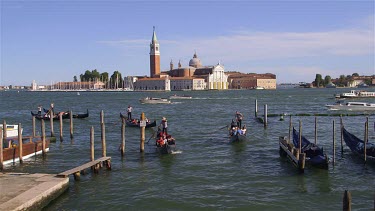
left=279, top=141, right=299, bottom=165
left=57, top=157, right=111, bottom=178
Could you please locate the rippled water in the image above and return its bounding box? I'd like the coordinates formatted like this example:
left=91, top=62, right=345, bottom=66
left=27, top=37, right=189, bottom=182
left=1, top=88, right=374, bottom=210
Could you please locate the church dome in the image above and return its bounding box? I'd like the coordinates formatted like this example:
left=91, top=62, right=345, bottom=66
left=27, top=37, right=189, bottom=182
left=189, top=52, right=202, bottom=68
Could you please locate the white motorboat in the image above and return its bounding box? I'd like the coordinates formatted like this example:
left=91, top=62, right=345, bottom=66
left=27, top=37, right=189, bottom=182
left=139, top=97, right=171, bottom=104
left=326, top=101, right=375, bottom=111
left=338, top=90, right=375, bottom=98
left=169, top=94, right=192, bottom=99
left=0, top=124, right=22, bottom=137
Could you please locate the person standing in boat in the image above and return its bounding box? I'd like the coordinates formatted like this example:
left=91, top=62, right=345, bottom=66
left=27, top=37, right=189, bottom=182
left=235, top=111, right=243, bottom=128
left=37, top=105, right=43, bottom=115
left=160, top=117, right=168, bottom=135
left=127, top=105, right=133, bottom=120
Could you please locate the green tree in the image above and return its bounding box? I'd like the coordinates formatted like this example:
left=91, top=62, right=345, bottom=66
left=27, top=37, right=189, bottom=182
left=324, top=75, right=331, bottom=86
left=336, top=75, right=347, bottom=87
left=73, top=76, right=78, bottom=82
left=314, top=74, right=323, bottom=88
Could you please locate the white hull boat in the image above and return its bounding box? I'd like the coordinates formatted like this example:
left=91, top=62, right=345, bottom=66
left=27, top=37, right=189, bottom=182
left=326, top=101, right=375, bottom=111
left=139, top=97, right=171, bottom=104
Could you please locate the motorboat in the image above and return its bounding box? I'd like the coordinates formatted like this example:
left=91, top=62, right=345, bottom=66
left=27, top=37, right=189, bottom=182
left=139, top=97, right=171, bottom=104
left=338, top=90, right=375, bottom=98
left=326, top=101, right=375, bottom=111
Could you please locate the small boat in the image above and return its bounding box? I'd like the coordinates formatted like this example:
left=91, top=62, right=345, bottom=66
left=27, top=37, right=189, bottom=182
left=2, top=136, right=50, bottom=166
left=72, top=109, right=89, bottom=119
left=342, top=127, right=375, bottom=159
left=338, top=90, right=375, bottom=98
left=31, top=111, right=70, bottom=120
left=254, top=86, right=265, bottom=90
left=169, top=94, right=192, bottom=99
left=0, top=124, right=22, bottom=137
left=292, top=128, right=329, bottom=169
left=228, top=123, right=248, bottom=143
left=119, top=113, right=156, bottom=128
left=325, top=101, right=375, bottom=111
left=31, top=110, right=89, bottom=120
left=139, top=97, right=171, bottom=104
left=155, top=133, right=176, bottom=154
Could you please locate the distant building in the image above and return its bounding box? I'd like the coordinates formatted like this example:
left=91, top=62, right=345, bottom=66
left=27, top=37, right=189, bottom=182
left=228, top=72, right=276, bottom=89
left=134, top=28, right=229, bottom=91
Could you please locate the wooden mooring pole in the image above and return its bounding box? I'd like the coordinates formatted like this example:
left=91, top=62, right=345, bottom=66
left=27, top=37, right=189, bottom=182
left=50, top=110, right=55, bottom=137
left=340, top=116, right=344, bottom=154
left=70, top=110, right=73, bottom=139
left=0, top=128, right=3, bottom=170
left=3, top=120, right=7, bottom=139
left=314, top=116, right=317, bottom=145
left=90, top=126, right=94, bottom=162
left=333, top=120, right=335, bottom=166
left=32, top=116, right=36, bottom=137
left=298, top=120, right=302, bottom=153
left=264, top=104, right=268, bottom=128
left=364, top=118, right=368, bottom=164
left=343, top=190, right=351, bottom=211
left=121, top=118, right=125, bottom=156
left=18, top=123, right=23, bottom=164
left=42, top=119, right=46, bottom=156
left=59, top=113, right=63, bottom=142
left=288, top=115, right=292, bottom=143
left=100, top=110, right=106, bottom=157
left=140, top=112, right=145, bottom=152
left=255, top=99, right=258, bottom=118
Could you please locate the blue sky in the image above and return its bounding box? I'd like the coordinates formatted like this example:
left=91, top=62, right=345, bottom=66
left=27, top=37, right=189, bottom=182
left=1, top=0, right=374, bottom=86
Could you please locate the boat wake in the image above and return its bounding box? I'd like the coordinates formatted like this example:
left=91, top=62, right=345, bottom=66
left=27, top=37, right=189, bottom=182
left=171, top=150, right=182, bottom=154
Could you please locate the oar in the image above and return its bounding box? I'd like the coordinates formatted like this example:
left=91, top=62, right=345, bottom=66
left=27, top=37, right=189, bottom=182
left=215, top=125, right=228, bottom=132
left=147, top=129, right=157, bottom=144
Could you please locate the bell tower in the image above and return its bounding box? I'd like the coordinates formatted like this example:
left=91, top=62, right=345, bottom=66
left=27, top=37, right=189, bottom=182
left=150, top=26, right=160, bottom=78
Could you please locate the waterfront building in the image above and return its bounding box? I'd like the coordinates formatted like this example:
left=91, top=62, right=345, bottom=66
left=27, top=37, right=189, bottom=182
left=134, top=28, right=228, bottom=91
left=228, top=72, right=276, bottom=89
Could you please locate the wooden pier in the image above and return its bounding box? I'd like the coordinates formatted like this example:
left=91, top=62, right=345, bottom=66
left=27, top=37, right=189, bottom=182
left=279, top=136, right=306, bottom=173
left=57, top=157, right=111, bottom=180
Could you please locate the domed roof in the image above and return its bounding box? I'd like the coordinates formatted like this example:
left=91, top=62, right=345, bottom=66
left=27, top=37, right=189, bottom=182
left=189, top=52, right=202, bottom=68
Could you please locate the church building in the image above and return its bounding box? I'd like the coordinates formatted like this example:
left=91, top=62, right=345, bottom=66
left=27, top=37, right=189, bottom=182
left=134, top=28, right=229, bottom=91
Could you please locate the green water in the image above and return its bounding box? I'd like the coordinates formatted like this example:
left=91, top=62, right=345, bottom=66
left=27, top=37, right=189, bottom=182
left=0, top=88, right=374, bottom=210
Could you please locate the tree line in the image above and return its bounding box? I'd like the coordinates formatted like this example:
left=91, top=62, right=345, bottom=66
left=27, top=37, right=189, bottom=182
left=74, top=69, right=124, bottom=88
left=314, top=73, right=372, bottom=87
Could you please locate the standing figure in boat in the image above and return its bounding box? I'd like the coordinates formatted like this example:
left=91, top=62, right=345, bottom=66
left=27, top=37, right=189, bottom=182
left=37, top=105, right=43, bottom=115
left=160, top=117, right=168, bottom=135
left=127, top=105, right=133, bottom=120
left=235, top=111, right=244, bottom=128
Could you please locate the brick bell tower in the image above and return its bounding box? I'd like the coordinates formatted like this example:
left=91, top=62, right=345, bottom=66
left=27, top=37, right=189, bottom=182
left=150, top=26, right=160, bottom=78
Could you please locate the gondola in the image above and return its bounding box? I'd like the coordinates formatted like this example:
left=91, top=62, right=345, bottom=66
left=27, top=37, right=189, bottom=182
left=228, top=125, right=248, bottom=143
left=155, top=132, right=176, bottom=154
left=31, top=111, right=70, bottom=120
left=119, top=113, right=156, bottom=128
left=342, top=127, right=375, bottom=159
left=31, top=110, right=89, bottom=120
left=292, top=127, right=329, bottom=169
left=73, top=109, right=89, bottom=119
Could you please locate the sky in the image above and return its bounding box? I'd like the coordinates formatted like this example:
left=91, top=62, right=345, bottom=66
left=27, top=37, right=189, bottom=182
left=1, top=0, right=374, bottom=86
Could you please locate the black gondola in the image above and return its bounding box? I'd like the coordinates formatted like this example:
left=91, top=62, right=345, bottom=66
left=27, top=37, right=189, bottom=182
left=292, top=127, right=329, bottom=169
left=155, top=132, right=176, bottom=154
left=31, top=110, right=89, bottom=120
left=228, top=121, right=248, bottom=143
left=120, top=113, right=156, bottom=128
left=343, top=127, right=375, bottom=159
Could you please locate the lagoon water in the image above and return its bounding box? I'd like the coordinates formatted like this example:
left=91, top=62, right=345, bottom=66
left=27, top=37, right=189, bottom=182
left=0, top=88, right=374, bottom=210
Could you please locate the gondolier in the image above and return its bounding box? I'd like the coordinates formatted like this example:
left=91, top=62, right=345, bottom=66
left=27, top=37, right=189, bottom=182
left=127, top=105, right=133, bottom=119
left=235, top=111, right=243, bottom=128
left=160, top=117, right=168, bottom=135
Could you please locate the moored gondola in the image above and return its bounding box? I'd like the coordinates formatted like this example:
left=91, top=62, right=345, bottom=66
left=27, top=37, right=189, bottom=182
left=120, top=113, right=156, bottom=128
left=343, top=127, right=375, bottom=159
left=292, top=127, right=329, bottom=169
left=73, top=109, right=89, bottom=119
